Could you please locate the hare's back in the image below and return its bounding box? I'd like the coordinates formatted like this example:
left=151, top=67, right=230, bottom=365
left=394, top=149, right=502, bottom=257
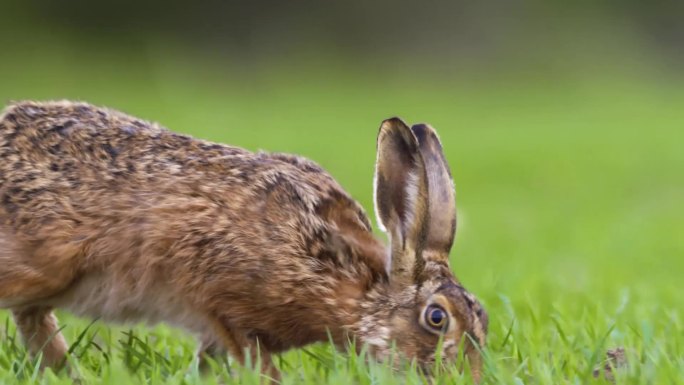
left=0, top=100, right=254, bottom=170
left=0, top=100, right=371, bottom=245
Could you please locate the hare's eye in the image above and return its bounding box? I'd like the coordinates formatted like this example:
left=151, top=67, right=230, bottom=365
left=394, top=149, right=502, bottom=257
left=425, top=305, right=448, bottom=329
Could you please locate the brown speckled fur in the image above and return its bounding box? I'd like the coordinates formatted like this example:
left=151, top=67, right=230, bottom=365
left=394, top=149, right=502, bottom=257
left=0, top=101, right=487, bottom=380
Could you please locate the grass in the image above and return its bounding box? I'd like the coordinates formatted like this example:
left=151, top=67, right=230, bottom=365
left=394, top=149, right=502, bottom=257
left=0, top=45, right=683, bottom=384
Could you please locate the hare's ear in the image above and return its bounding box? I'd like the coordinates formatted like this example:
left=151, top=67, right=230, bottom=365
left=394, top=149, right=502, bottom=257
left=410, top=124, right=457, bottom=259
left=374, top=117, right=430, bottom=282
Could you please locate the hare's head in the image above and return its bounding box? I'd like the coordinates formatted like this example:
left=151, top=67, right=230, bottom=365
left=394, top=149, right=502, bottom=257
left=369, top=118, right=487, bottom=378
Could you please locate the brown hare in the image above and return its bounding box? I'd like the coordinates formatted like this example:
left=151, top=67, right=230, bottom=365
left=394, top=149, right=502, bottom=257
left=0, top=101, right=487, bottom=380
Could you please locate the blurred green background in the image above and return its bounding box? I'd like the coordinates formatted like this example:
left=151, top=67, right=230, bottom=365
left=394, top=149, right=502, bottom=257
left=0, top=1, right=682, bottom=383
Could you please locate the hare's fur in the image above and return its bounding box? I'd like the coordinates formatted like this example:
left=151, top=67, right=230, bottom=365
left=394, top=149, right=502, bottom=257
left=0, top=101, right=487, bottom=378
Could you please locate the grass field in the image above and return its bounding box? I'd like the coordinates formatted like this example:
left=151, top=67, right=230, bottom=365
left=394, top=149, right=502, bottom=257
left=0, top=48, right=683, bottom=384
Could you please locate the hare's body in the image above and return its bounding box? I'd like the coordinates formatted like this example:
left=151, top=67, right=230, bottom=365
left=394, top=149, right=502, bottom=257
left=0, top=101, right=487, bottom=379
left=0, top=101, right=384, bottom=355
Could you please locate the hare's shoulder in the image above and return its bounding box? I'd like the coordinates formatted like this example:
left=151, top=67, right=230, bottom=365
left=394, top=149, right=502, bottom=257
left=255, top=152, right=387, bottom=276
left=256, top=151, right=370, bottom=227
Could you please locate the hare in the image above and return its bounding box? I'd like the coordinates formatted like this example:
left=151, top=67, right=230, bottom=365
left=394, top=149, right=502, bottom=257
left=0, top=101, right=487, bottom=380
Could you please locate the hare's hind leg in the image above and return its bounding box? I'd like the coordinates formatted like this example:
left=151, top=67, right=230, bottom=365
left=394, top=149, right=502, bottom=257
left=12, top=306, right=68, bottom=369
left=0, top=228, right=73, bottom=305
left=1, top=229, right=72, bottom=369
